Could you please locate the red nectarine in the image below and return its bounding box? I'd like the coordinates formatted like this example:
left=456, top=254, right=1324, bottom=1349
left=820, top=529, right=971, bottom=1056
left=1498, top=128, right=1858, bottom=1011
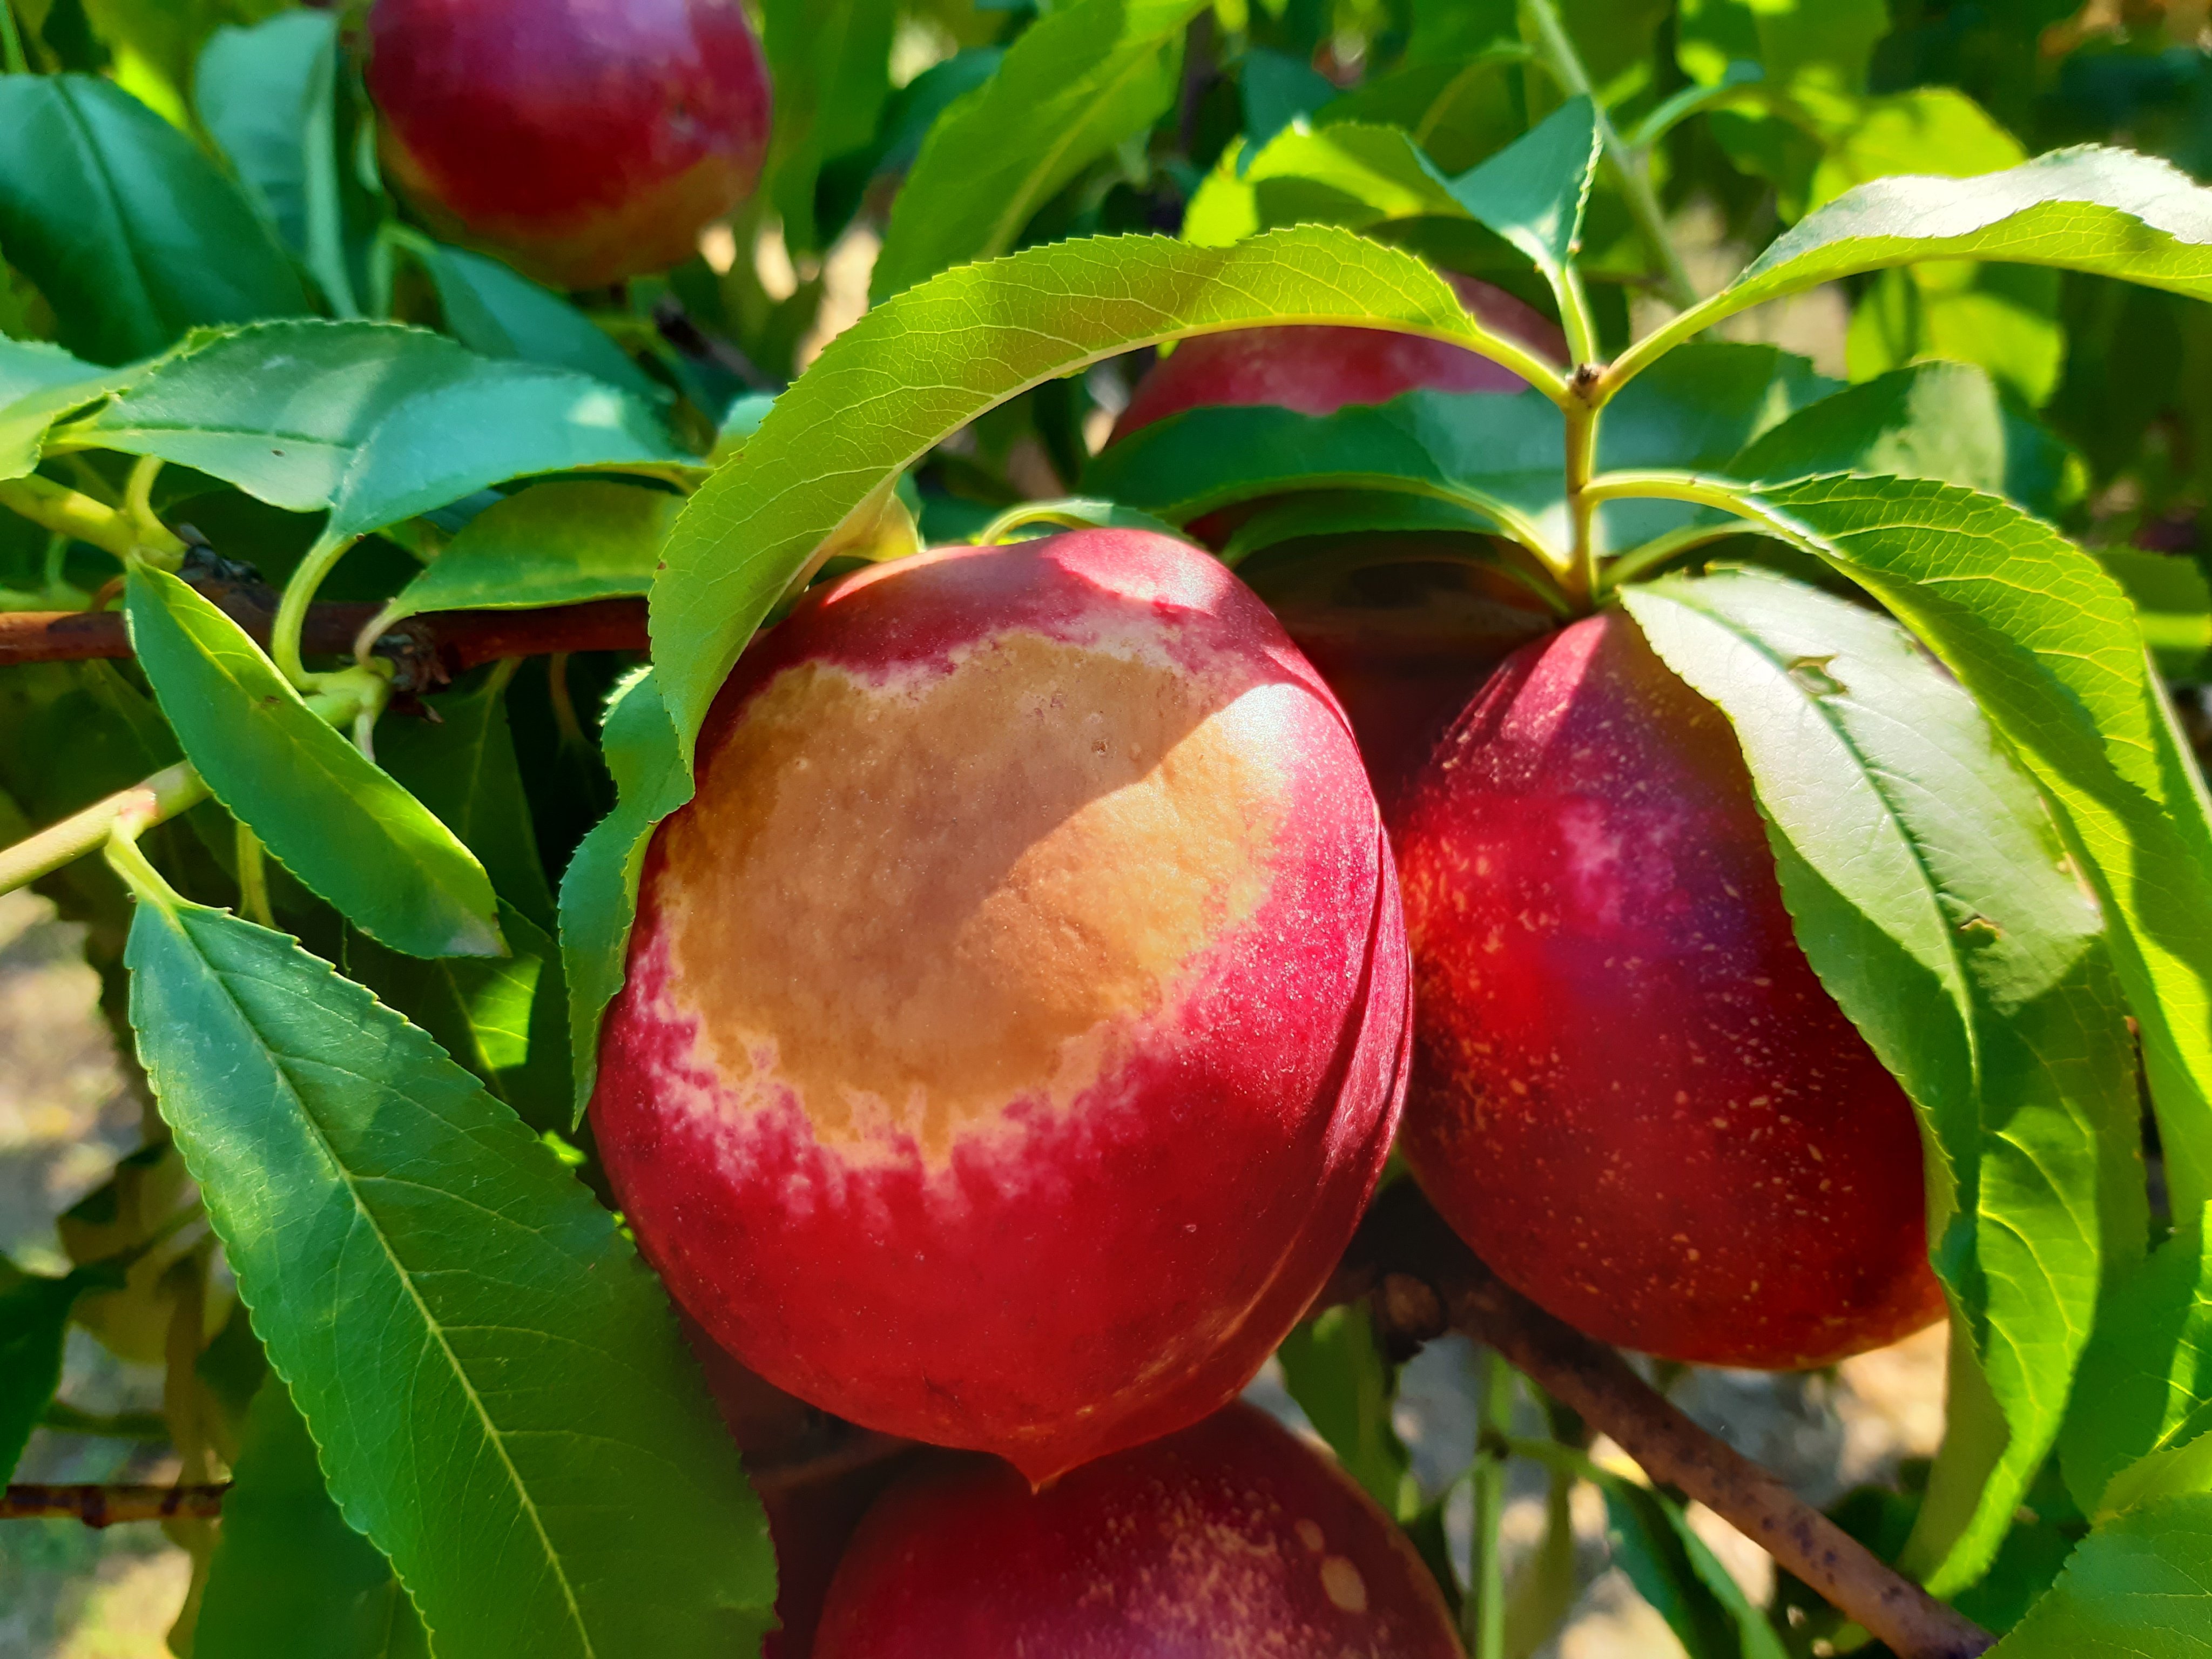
left=592, top=530, right=1411, bottom=1482
left=365, top=0, right=772, bottom=289
left=814, top=1402, right=1462, bottom=1658
left=1111, top=274, right=1565, bottom=441
left=1394, top=611, right=1945, bottom=1369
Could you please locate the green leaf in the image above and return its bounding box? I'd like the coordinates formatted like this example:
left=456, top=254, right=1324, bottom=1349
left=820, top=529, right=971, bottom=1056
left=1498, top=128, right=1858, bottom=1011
left=126, top=898, right=775, bottom=1659
left=1654, top=473, right=2212, bottom=1269
left=0, top=341, right=126, bottom=481
left=2099, top=550, right=2212, bottom=681
left=376, top=675, right=557, bottom=927
left=1084, top=387, right=1563, bottom=544
left=1086, top=341, right=1827, bottom=556
left=1274, top=1306, right=1412, bottom=1518
left=1439, top=95, right=1600, bottom=312
left=1239, top=45, right=1339, bottom=153
left=1620, top=567, right=2140, bottom=1593
left=58, top=320, right=688, bottom=547
left=1808, top=87, right=2026, bottom=215
left=1618, top=144, right=2212, bottom=384
left=0, top=73, right=308, bottom=364
left=2061, top=1206, right=2212, bottom=1517
left=760, top=0, right=899, bottom=256
left=814, top=46, right=1006, bottom=240
left=381, top=480, right=682, bottom=626
left=195, top=1379, right=430, bottom=1659
left=653, top=224, right=1554, bottom=756
left=407, top=240, right=663, bottom=399
left=1986, top=1493, right=2212, bottom=1656
left=124, top=562, right=503, bottom=960
left=1601, top=1477, right=1790, bottom=1659
left=1674, top=0, right=1884, bottom=207
left=557, top=669, right=693, bottom=1116
left=1730, top=360, right=2081, bottom=518
left=194, top=9, right=356, bottom=316
left=869, top=0, right=1210, bottom=299
left=346, top=901, right=569, bottom=1134
left=1, top=1264, right=106, bottom=1480
left=1184, top=122, right=1462, bottom=248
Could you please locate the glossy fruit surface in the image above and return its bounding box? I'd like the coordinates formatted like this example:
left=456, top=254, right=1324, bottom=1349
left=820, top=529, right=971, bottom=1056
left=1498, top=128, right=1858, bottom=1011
left=814, top=1402, right=1462, bottom=1659
left=1395, top=611, right=1945, bottom=1369
left=365, top=0, right=772, bottom=289
left=1110, top=274, right=1564, bottom=441
left=592, top=529, right=1411, bottom=1481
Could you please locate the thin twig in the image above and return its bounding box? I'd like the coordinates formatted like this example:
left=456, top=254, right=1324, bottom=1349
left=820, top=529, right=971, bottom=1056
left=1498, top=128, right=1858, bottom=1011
left=1331, top=1186, right=1996, bottom=1659
left=2, top=1484, right=230, bottom=1527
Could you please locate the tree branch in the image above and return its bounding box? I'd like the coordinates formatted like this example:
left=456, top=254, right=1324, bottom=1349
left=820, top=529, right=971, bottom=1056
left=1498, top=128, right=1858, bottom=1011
left=0, top=592, right=650, bottom=689
left=2, top=1483, right=230, bottom=1527
left=1327, top=1185, right=1995, bottom=1659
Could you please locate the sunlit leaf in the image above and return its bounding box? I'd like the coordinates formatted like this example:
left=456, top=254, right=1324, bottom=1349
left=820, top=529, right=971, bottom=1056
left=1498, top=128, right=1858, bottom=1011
left=127, top=898, right=775, bottom=1659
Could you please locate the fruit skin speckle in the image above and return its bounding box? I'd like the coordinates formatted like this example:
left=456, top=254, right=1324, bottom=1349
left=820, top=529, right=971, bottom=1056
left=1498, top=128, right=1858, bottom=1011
left=594, top=531, right=1411, bottom=1482
left=813, top=1402, right=1462, bottom=1658
left=1395, top=610, right=1945, bottom=1370
left=366, top=0, right=772, bottom=289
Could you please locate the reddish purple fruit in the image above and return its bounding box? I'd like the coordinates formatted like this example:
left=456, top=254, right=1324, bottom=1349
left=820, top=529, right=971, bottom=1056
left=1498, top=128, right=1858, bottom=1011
left=592, top=530, right=1411, bottom=1482
left=1395, top=611, right=1945, bottom=1369
left=814, top=1403, right=1463, bottom=1659
left=1111, top=274, right=1565, bottom=441
left=365, top=0, right=772, bottom=289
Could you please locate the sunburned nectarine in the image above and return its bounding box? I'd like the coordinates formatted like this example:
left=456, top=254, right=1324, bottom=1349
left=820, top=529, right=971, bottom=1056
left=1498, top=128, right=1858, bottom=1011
left=1395, top=611, right=1946, bottom=1369
left=592, top=529, right=1411, bottom=1482
left=813, top=1402, right=1462, bottom=1658
left=365, top=0, right=772, bottom=289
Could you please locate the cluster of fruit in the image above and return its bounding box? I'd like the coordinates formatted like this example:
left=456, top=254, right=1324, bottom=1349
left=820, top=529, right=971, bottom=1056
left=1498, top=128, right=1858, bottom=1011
left=360, top=2, right=1943, bottom=1650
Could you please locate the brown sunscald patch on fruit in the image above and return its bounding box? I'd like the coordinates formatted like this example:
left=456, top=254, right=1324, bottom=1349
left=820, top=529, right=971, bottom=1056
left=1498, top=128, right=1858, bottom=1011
left=655, top=629, right=1288, bottom=1166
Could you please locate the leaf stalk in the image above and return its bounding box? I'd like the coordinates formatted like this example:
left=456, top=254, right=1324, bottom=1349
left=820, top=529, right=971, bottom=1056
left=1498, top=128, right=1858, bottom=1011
left=0, top=475, right=186, bottom=565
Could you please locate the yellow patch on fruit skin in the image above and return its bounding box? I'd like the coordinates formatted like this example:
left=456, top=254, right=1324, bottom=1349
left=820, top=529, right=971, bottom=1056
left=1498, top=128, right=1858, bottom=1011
left=655, top=629, right=1290, bottom=1165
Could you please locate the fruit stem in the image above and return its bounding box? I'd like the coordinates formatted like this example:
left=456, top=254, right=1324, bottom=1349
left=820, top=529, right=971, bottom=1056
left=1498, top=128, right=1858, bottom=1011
left=1521, top=0, right=1697, bottom=313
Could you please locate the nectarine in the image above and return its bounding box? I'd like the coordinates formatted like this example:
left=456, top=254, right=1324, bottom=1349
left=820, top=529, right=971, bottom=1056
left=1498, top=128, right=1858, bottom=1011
left=592, top=530, right=1411, bottom=1482
left=814, top=1402, right=1461, bottom=1658
left=1395, top=611, right=1945, bottom=1368
left=365, top=0, right=772, bottom=289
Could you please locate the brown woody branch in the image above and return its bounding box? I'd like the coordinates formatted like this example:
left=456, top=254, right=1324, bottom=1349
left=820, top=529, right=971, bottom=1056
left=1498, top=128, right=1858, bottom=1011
left=1327, top=1185, right=1995, bottom=1659
left=0, top=588, right=649, bottom=692
left=2, top=1483, right=230, bottom=1527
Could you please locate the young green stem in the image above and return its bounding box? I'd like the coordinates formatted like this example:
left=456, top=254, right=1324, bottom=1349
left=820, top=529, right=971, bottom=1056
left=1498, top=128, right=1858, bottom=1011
left=0, top=476, right=187, bottom=564
left=0, top=3, right=26, bottom=76
left=235, top=824, right=273, bottom=928
left=270, top=533, right=361, bottom=685
left=1520, top=0, right=1698, bottom=312
left=0, top=761, right=207, bottom=898
left=1561, top=374, right=1603, bottom=606
left=1465, top=1348, right=1516, bottom=1659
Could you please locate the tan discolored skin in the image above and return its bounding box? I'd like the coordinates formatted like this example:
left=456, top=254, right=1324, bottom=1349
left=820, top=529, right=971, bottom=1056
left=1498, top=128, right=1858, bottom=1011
left=592, top=531, right=1411, bottom=1481
left=1396, top=612, right=1945, bottom=1369
left=813, top=1403, right=1462, bottom=1659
